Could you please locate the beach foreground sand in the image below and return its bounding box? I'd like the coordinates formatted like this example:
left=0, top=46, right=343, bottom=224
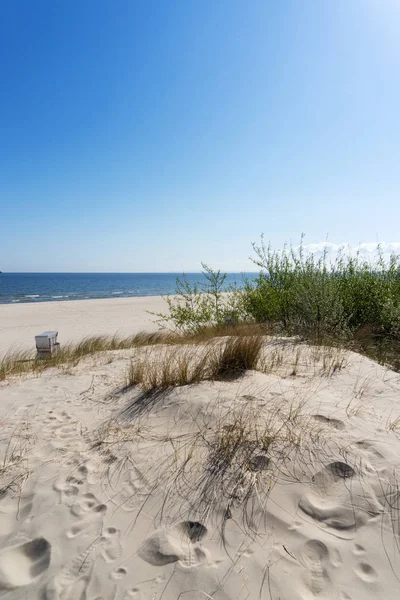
left=0, top=297, right=166, bottom=355
left=1, top=339, right=400, bottom=599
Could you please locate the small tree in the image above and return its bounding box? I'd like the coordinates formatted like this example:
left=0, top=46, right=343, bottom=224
left=150, top=264, right=243, bottom=334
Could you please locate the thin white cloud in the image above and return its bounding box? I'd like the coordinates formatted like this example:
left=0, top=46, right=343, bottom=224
left=301, top=242, right=400, bottom=263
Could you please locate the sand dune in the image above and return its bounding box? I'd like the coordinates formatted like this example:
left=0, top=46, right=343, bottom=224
left=1, top=339, right=400, bottom=598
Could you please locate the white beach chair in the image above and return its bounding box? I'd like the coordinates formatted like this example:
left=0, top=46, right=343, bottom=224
left=35, top=331, right=60, bottom=358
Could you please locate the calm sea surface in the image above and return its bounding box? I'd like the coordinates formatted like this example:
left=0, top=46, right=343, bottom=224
left=0, top=273, right=255, bottom=305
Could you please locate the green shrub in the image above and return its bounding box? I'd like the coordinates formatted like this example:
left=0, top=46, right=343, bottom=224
left=150, top=263, right=246, bottom=334
left=151, top=236, right=400, bottom=369
left=242, top=236, right=348, bottom=337
left=244, top=236, right=400, bottom=340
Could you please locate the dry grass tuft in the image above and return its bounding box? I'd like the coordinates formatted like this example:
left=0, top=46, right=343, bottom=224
left=257, top=340, right=347, bottom=379
left=125, top=335, right=264, bottom=392
left=126, top=345, right=210, bottom=391
left=189, top=322, right=272, bottom=341
left=0, top=415, right=35, bottom=496
left=1, top=323, right=349, bottom=389
left=0, top=350, right=42, bottom=381
left=159, top=397, right=345, bottom=534
left=0, top=331, right=177, bottom=381
left=93, top=388, right=335, bottom=536
left=209, top=335, right=263, bottom=380
left=124, top=334, right=348, bottom=396
left=310, top=344, right=348, bottom=377
left=0, top=326, right=268, bottom=382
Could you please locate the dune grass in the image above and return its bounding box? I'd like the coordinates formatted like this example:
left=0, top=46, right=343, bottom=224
left=124, top=333, right=348, bottom=395
left=0, top=322, right=352, bottom=387
left=209, top=335, right=264, bottom=379
left=126, top=345, right=208, bottom=391
left=0, top=331, right=177, bottom=381
left=184, top=399, right=308, bottom=527
left=0, top=415, right=34, bottom=497
left=0, top=324, right=270, bottom=383
left=2, top=238, right=400, bottom=380
left=126, top=335, right=264, bottom=391
left=94, top=382, right=334, bottom=536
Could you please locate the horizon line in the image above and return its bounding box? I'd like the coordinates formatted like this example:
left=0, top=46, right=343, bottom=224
left=1, top=271, right=259, bottom=275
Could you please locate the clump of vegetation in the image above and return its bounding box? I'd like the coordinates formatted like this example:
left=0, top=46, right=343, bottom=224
left=154, top=236, right=400, bottom=370
left=150, top=263, right=246, bottom=334
left=111, top=391, right=332, bottom=535
left=245, top=236, right=400, bottom=339
left=0, top=331, right=177, bottom=381
left=126, top=345, right=209, bottom=391
left=209, top=335, right=263, bottom=379
left=2, top=237, right=399, bottom=380
left=243, top=236, right=347, bottom=338
left=126, top=335, right=264, bottom=391
left=0, top=417, right=35, bottom=497
left=192, top=404, right=278, bottom=523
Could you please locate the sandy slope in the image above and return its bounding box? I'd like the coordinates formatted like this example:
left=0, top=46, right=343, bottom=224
left=1, top=342, right=400, bottom=599
left=0, top=297, right=166, bottom=355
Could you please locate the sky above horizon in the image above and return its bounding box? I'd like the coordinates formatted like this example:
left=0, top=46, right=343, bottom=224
left=1, top=0, right=400, bottom=272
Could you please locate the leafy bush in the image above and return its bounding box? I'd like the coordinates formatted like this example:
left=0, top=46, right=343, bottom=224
left=150, top=263, right=246, bottom=334
left=244, top=236, right=400, bottom=340
left=151, top=236, right=400, bottom=369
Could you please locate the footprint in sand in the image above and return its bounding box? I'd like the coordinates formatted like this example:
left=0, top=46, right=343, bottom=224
left=0, top=538, right=51, bottom=589
left=300, top=462, right=352, bottom=524
left=45, top=550, right=94, bottom=600
left=67, top=494, right=107, bottom=539
left=99, top=527, right=123, bottom=563
left=354, top=562, right=378, bottom=583
left=138, top=521, right=208, bottom=568
left=123, top=582, right=160, bottom=599
left=66, top=463, right=90, bottom=486
left=54, top=423, right=79, bottom=442
left=54, top=464, right=87, bottom=493
left=43, top=411, right=76, bottom=442
left=124, top=589, right=141, bottom=599
left=45, top=410, right=72, bottom=424
left=312, top=415, right=345, bottom=430
left=355, top=440, right=384, bottom=459
left=70, top=492, right=103, bottom=517
left=54, top=459, right=97, bottom=503
left=355, top=441, right=389, bottom=478
left=110, top=567, right=127, bottom=580
left=300, top=539, right=330, bottom=595
left=111, top=467, right=150, bottom=512
left=353, top=544, right=366, bottom=556
left=330, top=547, right=342, bottom=567
left=299, top=461, right=381, bottom=534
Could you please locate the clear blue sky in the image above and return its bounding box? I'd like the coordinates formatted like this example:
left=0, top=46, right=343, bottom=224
left=1, top=0, right=399, bottom=272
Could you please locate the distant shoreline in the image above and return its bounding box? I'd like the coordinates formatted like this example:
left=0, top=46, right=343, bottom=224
left=0, top=291, right=175, bottom=305
left=0, top=272, right=254, bottom=306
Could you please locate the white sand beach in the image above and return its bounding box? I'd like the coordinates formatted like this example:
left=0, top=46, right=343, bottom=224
left=1, top=334, right=400, bottom=599
left=2, top=0, right=398, bottom=595
left=0, top=297, right=166, bottom=355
